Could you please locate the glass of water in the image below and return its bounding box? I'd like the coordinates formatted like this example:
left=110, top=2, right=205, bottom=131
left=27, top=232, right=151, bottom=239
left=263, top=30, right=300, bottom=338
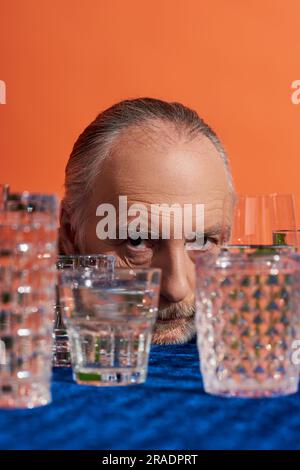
left=196, top=251, right=300, bottom=397
left=59, top=267, right=161, bottom=386
left=53, top=254, right=115, bottom=367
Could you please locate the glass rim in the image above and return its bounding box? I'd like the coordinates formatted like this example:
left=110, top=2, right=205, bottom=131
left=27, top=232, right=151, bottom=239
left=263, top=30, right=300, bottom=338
left=223, top=243, right=295, bottom=247
left=60, top=266, right=161, bottom=275
left=222, top=243, right=296, bottom=250
left=113, top=267, right=161, bottom=274
left=59, top=266, right=161, bottom=283
left=196, top=250, right=300, bottom=266
left=57, top=253, right=115, bottom=261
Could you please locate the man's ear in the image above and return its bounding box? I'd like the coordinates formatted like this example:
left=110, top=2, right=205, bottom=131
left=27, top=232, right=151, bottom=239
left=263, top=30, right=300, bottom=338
left=58, top=205, right=77, bottom=255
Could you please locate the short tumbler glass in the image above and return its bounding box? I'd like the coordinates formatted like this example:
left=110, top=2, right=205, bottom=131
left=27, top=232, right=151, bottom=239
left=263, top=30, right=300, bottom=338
left=59, top=267, right=161, bottom=386
left=53, top=254, right=115, bottom=367
left=196, top=252, right=300, bottom=397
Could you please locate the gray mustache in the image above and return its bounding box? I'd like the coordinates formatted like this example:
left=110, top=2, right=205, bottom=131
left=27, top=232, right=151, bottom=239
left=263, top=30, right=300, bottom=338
left=158, top=302, right=195, bottom=321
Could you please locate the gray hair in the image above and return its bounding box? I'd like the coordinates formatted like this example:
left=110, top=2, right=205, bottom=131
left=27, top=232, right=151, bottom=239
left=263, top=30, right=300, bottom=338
left=60, top=97, right=234, bottom=251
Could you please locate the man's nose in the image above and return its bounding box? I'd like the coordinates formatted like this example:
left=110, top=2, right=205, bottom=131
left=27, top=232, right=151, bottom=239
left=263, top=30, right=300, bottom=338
left=157, top=245, right=192, bottom=303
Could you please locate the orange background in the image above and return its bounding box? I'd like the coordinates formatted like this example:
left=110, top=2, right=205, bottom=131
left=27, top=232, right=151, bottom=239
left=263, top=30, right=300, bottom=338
left=1, top=0, right=300, bottom=218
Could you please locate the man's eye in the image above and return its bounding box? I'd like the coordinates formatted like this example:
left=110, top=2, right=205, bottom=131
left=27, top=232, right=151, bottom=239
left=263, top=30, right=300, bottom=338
left=127, top=237, right=147, bottom=250
left=202, top=235, right=219, bottom=250
left=203, top=235, right=213, bottom=249
left=186, top=235, right=218, bottom=250
left=186, top=235, right=219, bottom=262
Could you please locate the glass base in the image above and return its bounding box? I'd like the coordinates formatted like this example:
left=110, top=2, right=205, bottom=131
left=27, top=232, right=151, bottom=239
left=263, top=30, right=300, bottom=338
left=0, top=380, right=51, bottom=409
left=204, top=379, right=299, bottom=398
left=73, top=367, right=147, bottom=386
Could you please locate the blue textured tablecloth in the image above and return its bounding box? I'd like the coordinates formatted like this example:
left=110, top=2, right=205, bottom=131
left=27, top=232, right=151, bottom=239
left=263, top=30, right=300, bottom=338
left=1, top=343, right=300, bottom=450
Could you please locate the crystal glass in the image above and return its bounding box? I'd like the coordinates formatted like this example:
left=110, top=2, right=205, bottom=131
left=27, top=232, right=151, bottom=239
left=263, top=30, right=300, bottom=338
left=196, top=251, right=300, bottom=397
left=53, top=254, right=115, bottom=367
left=0, top=193, right=58, bottom=408
left=59, top=267, right=161, bottom=386
left=0, top=192, right=58, bottom=268
left=227, top=193, right=297, bottom=251
left=0, top=266, right=56, bottom=408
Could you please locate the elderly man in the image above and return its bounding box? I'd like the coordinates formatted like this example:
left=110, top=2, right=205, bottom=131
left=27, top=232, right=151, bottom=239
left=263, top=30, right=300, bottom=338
left=59, top=97, right=234, bottom=345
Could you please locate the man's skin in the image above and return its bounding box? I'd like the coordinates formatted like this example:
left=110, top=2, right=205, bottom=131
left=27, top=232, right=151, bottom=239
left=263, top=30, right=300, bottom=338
left=62, top=120, right=232, bottom=344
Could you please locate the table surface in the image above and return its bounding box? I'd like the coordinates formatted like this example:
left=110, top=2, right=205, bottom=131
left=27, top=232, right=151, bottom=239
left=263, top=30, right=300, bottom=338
left=1, top=342, right=300, bottom=450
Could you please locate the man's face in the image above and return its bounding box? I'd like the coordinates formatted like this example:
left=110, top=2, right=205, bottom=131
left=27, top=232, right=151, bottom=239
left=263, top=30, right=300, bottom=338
left=77, top=122, right=232, bottom=344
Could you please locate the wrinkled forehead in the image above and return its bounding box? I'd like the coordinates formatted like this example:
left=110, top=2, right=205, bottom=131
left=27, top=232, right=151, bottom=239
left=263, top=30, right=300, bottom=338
left=92, top=124, right=231, bottom=207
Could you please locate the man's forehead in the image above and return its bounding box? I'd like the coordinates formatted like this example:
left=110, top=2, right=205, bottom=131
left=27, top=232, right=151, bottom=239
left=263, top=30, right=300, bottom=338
left=93, top=138, right=229, bottom=204
left=92, top=192, right=227, bottom=215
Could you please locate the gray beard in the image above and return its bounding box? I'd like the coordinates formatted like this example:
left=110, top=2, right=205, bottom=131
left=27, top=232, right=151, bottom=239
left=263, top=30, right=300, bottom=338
left=152, top=301, right=196, bottom=345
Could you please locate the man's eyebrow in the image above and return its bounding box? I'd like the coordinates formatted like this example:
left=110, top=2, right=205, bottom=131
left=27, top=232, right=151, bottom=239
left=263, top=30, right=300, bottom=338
left=204, top=223, right=231, bottom=240
left=204, top=223, right=223, bottom=235
left=116, top=223, right=160, bottom=239
left=194, top=223, right=230, bottom=238
left=115, top=222, right=231, bottom=240
left=183, top=224, right=225, bottom=241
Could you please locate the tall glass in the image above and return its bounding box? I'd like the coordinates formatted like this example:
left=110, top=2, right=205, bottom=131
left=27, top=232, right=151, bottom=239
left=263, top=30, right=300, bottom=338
left=0, top=193, right=58, bottom=408
left=59, top=267, right=161, bottom=386
left=196, top=251, right=300, bottom=397
left=53, top=254, right=115, bottom=367
left=227, top=193, right=298, bottom=251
